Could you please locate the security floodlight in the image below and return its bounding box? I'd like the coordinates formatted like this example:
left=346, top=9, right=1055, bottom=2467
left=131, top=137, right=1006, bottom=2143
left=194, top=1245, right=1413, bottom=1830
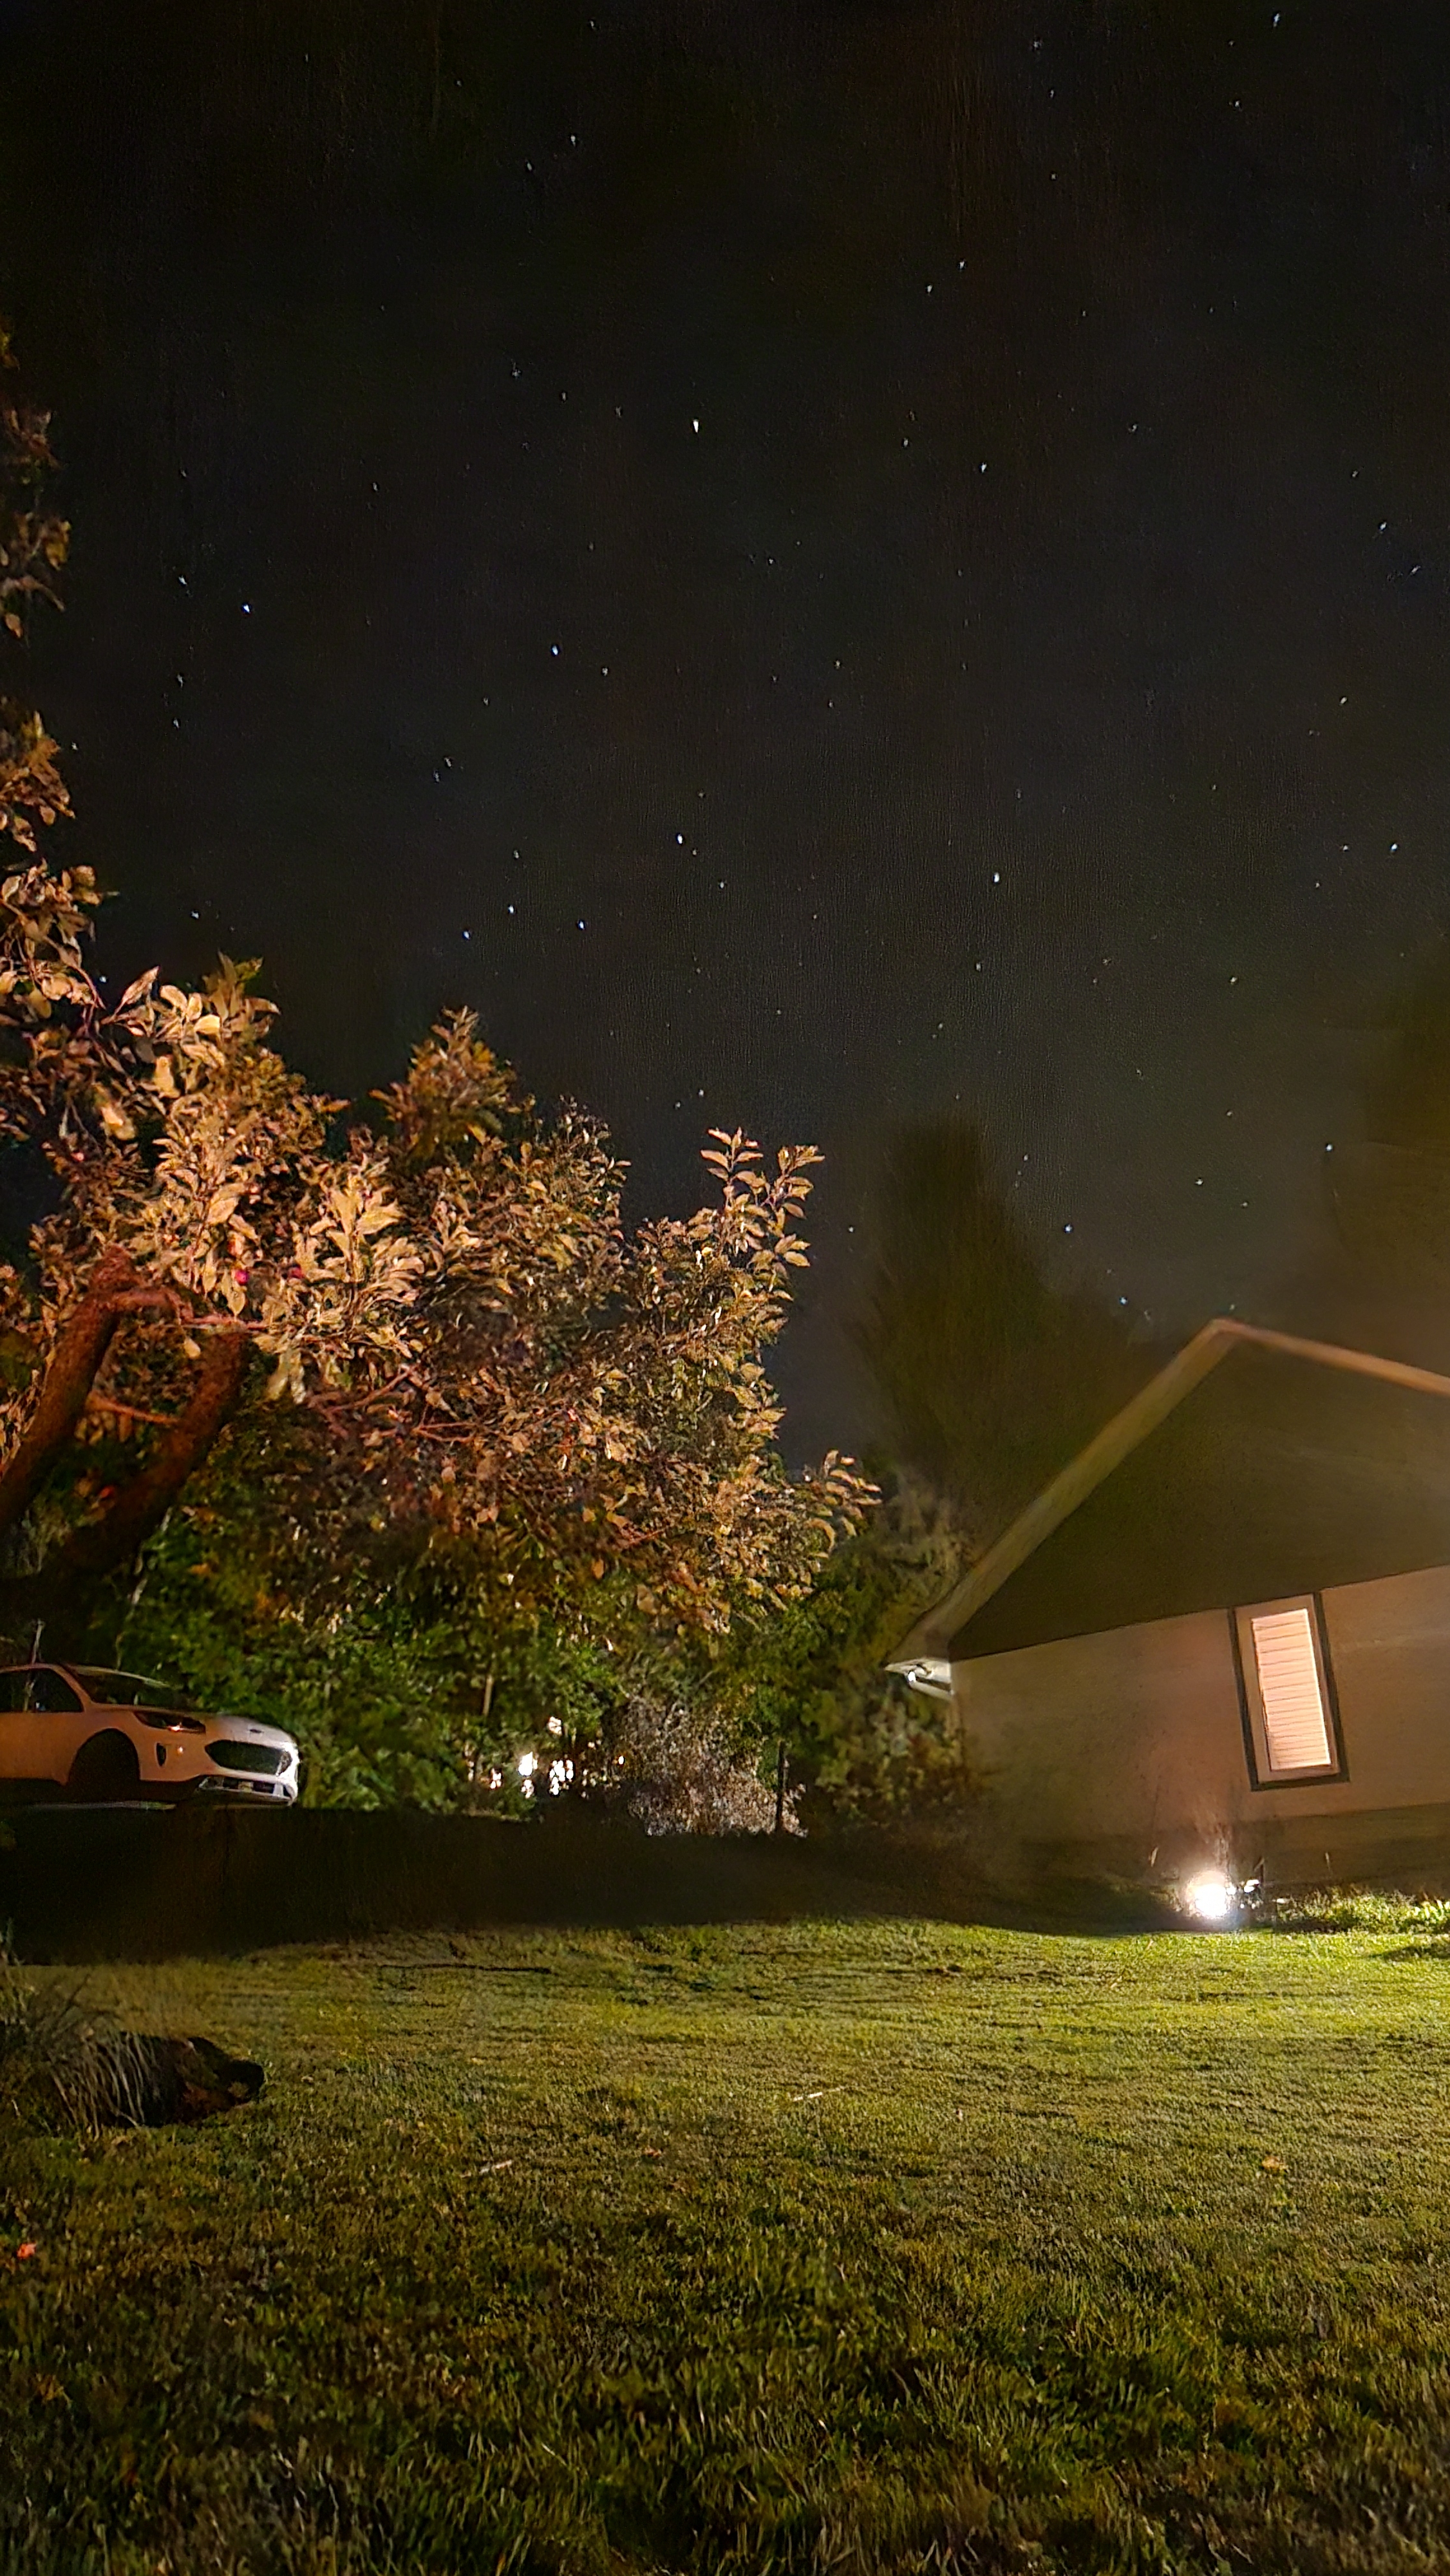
left=1183, top=1870, right=1236, bottom=1924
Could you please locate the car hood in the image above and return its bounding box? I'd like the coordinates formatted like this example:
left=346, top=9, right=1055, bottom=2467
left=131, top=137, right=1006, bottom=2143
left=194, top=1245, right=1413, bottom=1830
left=200, top=1714, right=298, bottom=1754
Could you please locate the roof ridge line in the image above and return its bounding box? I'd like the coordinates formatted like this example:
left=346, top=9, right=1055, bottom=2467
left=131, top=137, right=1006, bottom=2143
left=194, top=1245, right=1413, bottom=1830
left=1213, top=1320, right=1450, bottom=1399
left=888, top=1317, right=1450, bottom=1669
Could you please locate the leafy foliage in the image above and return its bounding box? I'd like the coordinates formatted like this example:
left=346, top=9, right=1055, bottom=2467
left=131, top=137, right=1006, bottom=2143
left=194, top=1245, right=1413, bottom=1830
left=0, top=333, right=71, bottom=862
left=697, top=1475, right=978, bottom=1827
left=110, top=1434, right=965, bottom=1822
left=107, top=1414, right=784, bottom=1816
left=590, top=1691, right=782, bottom=1835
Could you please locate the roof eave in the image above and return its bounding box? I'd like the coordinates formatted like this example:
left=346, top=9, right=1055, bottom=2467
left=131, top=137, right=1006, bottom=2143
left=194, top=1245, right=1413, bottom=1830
left=886, top=1316, right=1450, bottom=1669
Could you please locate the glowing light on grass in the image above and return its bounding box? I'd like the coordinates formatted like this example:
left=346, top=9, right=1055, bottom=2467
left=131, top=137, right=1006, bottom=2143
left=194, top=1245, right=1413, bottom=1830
left=1183, top=1870, right=1236, bottom=1924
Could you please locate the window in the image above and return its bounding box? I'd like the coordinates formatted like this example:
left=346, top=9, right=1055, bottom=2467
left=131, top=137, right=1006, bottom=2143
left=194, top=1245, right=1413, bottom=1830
left=26, top=1667, right=84, bottom=1716
left=71, top=1667, right=185, bottom=1710
left=0, top=1670, right=28, bottom=1714
left=1232, top=1595, right=1345, bottom=1786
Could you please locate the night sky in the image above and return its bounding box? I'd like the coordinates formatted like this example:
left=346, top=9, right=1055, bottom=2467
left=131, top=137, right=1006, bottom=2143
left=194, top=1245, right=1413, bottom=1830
left=3, top=1, right=1450, bottom=1458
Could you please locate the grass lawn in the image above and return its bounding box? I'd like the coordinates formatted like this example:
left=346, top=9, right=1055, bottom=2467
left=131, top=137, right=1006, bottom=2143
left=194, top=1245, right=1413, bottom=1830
left=5, top=1915, right=1450, bottom=2575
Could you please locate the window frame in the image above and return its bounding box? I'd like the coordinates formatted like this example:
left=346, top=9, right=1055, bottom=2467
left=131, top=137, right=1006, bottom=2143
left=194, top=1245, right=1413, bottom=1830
left=1230, top=1592, right=1347, bottom=1789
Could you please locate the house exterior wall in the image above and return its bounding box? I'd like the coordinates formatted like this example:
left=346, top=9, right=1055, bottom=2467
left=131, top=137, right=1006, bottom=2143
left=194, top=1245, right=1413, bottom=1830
left=950, top=1558, right=1450, bottom=1885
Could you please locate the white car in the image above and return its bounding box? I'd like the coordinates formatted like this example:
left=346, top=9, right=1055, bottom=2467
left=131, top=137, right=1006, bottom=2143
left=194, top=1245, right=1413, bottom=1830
left=0, top=1663, right=300, bottom=1806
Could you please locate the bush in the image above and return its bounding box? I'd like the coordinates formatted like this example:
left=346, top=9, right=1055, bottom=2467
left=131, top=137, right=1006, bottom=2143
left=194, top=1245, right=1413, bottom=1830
left=0, top=1949, right=153, bottom=2132
left=598, top=1693, right=786, bottom=1835
left=1248, top=1885, right=1450, bottom=1935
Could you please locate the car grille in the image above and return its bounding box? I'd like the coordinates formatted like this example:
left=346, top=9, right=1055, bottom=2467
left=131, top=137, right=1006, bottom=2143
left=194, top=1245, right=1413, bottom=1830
left=207, top=1740, right=287, bottom=1777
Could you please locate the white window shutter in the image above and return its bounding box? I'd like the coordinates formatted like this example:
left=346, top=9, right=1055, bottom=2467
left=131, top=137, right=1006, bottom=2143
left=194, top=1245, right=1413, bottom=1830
left=1250, top=1606, right=1333, bottom=1774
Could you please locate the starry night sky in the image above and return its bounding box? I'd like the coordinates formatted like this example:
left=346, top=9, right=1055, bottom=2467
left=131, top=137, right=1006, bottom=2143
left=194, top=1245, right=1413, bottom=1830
left=2, top=0, right=1449, bottom=1459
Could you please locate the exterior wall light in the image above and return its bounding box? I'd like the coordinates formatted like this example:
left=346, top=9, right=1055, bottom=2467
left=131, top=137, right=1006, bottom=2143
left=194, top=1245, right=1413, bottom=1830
left=898, top=1659, right=953, bottom=1701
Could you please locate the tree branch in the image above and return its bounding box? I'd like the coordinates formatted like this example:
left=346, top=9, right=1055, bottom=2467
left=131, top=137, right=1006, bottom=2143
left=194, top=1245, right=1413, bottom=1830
left=0, top=1247, right=144, bottom=1538
left=84, top=1393, right=182, bottom=1429
left=52, top=1330, right=252, bottom=1582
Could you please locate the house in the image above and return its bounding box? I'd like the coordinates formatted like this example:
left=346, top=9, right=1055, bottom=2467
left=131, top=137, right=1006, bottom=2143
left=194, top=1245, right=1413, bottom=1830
left=887, top=1319, right=1450, bottom=1895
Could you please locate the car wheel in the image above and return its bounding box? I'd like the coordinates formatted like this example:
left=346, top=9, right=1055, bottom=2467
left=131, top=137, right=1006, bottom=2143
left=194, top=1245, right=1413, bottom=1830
left=68, top=1731, right=142, bottom=1803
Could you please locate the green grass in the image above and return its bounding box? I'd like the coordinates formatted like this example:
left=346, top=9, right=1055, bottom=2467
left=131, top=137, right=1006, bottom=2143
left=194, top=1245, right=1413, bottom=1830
left=6, top=1918, right=1450, bottom=2573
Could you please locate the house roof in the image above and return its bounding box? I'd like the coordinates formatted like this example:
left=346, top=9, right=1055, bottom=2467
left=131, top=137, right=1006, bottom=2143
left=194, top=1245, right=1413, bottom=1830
left=889, top=1320, right=1450, bottom=1669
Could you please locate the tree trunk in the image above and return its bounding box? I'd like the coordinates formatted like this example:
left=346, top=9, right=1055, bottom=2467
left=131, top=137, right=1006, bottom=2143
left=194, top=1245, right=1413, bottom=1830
left=0, top=1330, right=252, bottom=1650
left=0, top=1247, right=144, bottom=1539
left=53, top=1330, right=251, bottom=1580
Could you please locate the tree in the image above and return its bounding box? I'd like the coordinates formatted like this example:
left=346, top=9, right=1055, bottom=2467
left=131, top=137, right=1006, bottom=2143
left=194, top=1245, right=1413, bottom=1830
left=853, top=1117, right=1157, bottom=1550
left=1329, top=936, right=1450, bottom=1298
left=0, top=343, right=872, bottom=1672
left=681, top=1471, right=974, bottom=1829
left=0, top=319, right=71, bottom=853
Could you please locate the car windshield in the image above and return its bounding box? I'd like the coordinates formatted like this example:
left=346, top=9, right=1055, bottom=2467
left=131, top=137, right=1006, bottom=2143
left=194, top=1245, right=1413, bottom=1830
left=70, top=1667, right=189, bottom=1711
